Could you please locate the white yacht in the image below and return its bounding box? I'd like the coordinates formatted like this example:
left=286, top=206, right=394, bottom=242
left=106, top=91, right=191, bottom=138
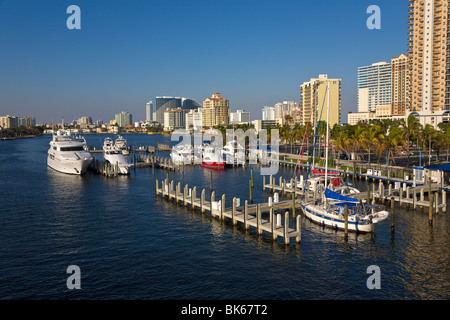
left=114, top=135, right=129, bottom=155
left=103, top=137, right=133, bottom=175
left=170, top=144, right=195, bottom=165
left=220, top=140, right=245, bottom=166
left=47, top=129, right=93, bottom=175
left=201, top=145, right=225, bottom=169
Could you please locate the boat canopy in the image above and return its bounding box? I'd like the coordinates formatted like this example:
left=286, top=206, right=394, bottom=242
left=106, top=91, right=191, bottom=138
left=332, top=202, right=358, bottom=208
left=312, top=169, right=339, bottom=175
left=324, top=188, right=359, bottom=203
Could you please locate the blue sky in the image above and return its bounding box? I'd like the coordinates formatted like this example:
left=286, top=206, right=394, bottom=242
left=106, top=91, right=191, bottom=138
left=0, top=0, right=409, bottom=124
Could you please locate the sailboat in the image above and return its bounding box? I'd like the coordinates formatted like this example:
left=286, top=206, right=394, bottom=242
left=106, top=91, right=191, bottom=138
left=299, top=82, right=389, bottom=233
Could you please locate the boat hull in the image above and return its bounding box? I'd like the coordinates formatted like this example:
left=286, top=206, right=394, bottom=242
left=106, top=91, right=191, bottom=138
left=47, top=154, right=92, bottom=175
left=300, top=204, right=374, bottom=233
left=201, top=161, right=225, bottom=169
left=104, top=155, right=132, bottom=175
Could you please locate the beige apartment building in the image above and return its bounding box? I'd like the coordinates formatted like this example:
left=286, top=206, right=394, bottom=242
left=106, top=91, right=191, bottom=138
left=408, top=0, right=450, bottom=121
left=300, top=74, right=341, bottom=128
left=391, top=54, right=412, bottom=116
left=202, top=92, right=230, bottom=127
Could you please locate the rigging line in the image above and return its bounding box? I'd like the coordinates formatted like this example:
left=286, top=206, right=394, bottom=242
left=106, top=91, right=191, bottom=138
left=302, top=86, right=328, bottom=200
left=295, top=81, right=318, bottom=180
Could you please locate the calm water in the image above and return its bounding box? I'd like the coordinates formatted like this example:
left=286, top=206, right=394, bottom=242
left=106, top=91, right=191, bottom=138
left=0, top=134, right=449, bottom=300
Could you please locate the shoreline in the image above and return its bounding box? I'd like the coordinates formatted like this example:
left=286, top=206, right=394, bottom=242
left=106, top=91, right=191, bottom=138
left=0, top=134, right=41, bottom=140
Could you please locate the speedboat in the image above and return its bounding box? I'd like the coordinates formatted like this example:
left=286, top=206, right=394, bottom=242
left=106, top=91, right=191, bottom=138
left=201, top=145, right=225, bottom=169
left=103, top=137, right=133, bottom=174
left=114, top=135, right=129, bottom=155
left=170, top=144, right=194, bottom=165
left=221, top=140, right=245, bottom=166
left=47, top=129, right=93, bottom=175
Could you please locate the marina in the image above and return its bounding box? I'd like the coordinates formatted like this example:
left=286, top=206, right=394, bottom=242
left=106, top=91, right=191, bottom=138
left=1, top=134, right=449, bottom=300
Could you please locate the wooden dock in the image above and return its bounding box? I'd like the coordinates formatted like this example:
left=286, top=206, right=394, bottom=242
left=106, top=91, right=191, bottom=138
left=262, top=174, right=447, bottom=213
left=156, top=179, right=302, bottom=245
left=135, top=154, right=178, bottom=171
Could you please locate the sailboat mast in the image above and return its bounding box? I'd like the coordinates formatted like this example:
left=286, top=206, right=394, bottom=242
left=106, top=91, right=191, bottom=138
left=324, top=82, right=330, bottom=207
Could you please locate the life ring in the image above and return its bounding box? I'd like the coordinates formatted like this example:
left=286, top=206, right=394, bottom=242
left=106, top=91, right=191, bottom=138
left=338, top=214, right=344, bottom=220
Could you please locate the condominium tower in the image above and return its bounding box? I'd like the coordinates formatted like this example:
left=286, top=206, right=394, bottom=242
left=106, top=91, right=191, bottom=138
left=202, top=93, right=230, bottom=127
left=357, top=62, right=392, bottom=113
left=407, top=0, right=450, bottom=124
left=115, top=111, right=132, bottom=127
left=300, top=74, right=341, bottom=127
left=391, top=54, right=412, bottom=116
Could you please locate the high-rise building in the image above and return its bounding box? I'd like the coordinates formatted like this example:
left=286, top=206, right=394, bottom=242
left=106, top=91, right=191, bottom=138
left=202, top=92, right=230, bottom=127
left=115, top=111, right=132, bottom=127
left=77, top=116, right=93, bottom=128
left=18, top=116, right=36, bottom=127
left=391, top=54, right=412, bottom=116
left=230, top=109, right=250, bottom=123
left=153, top=96, right=201, bottom=125
left=274, top=101, right=300, bottom=120
left=0, top=115, right=18, bottom=128
left=185, top=108, right=203, bottom=131
left=163, top=108, right=185, bottom=131
left=262, top=106, right=275, bottom=121
left=146, top=101, right=154, bottom=122
left=358, top=62, right=392, bottom=113
left=300, top=74, right=342, bottom=128
left=407, top=0, right=450, bottom=126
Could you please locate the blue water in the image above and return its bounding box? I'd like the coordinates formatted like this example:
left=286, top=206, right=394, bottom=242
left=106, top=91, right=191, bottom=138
left=0, top=134, right=449, bottom=300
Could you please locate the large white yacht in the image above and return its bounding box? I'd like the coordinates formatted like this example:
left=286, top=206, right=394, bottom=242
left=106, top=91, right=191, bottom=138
left=103, top=137, right=133, bottom=175
left=47, top=129, right=93, bottom=175
left=114, top=135, right=129, bottom=156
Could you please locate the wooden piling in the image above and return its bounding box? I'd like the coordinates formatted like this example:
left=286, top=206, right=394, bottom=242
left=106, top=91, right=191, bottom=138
left=292, top=193, right=295, bottom=216
left=192, top=186, right=197, bottom=210
left=244, top=200, right=249, bottom=230
left=344, top=203, right=348, bottom=241
left=284, top=211, right=289, bottom=245
left=211, top=191, right=215, bottom=218
left=429, top=193, right=434, bottom=226
left=295, top=214, right=301, bottom=243
left=391, top=197, right=395, bottom=231
left=201, top=189, right=205, bottom=213
left=232, top=197, right=236, bottom=225
left=221, top=194, right=225, bottom=221
left=257, top=204, right=261, bottom=235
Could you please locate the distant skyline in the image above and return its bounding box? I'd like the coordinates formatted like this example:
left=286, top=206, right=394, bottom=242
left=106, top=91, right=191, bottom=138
left=0, top=0, right=409, bottom=124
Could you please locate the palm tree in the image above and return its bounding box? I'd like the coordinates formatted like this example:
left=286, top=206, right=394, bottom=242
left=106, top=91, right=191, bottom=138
left=401, top=114, right=422, bottom=166
left=382, top=125, right=406, bottom=166
left=331, top=128, right=352, bottom=166
left=361, top=124, right=383, bottom=165
left=438, top=122, right=450, bottom=161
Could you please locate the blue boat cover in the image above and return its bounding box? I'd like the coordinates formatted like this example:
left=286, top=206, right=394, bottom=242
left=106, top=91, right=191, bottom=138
left=424, top=163, right=450, bottom=172
left=325, top=188, right=359, bottom=203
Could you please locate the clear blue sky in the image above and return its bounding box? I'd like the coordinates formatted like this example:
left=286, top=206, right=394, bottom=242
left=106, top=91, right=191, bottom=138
left=0, top=0, right=409, bottom=124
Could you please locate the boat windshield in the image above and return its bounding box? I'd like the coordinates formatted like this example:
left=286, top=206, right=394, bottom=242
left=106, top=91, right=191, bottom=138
left=60, top=146, right=84, bottom=151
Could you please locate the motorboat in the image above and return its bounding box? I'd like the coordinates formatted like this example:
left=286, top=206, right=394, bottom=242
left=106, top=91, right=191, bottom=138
left=201, top=145, right=225, bottom=169
left=47, top=129, right=93, bottom=175
left=103, top=137, right=133, bottom=174
left=221, top=140, right=245, bottom=166
left=170, top=144, right=195, bottom=165
left=114, top=135, right=129, bottom=155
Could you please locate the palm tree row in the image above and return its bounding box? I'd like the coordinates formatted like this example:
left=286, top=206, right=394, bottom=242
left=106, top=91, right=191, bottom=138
left=268, top=114, right=450, bottom=166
